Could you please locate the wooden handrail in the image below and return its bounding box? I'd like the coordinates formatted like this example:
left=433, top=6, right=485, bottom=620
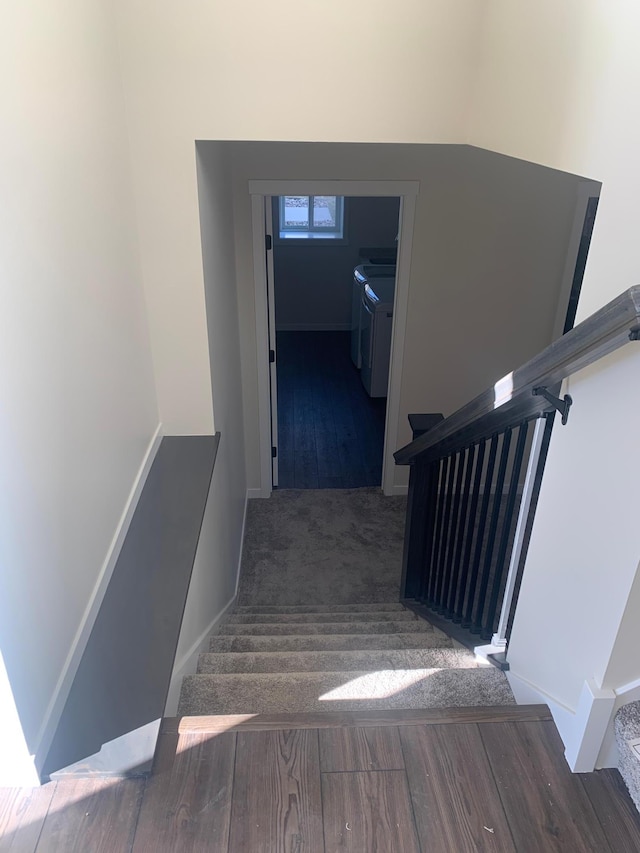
left=395, top=285, right=640, bottom=466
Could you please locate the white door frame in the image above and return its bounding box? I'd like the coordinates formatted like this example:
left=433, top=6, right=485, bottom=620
left=264, top=198, right=278, bottom=487
left=250, top=179, right=419, bottom=497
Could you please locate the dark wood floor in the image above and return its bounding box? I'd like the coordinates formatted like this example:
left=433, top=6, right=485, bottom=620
left=276, top=331, right=387, bottom=489
left=3, top=707, right=640, bottom=852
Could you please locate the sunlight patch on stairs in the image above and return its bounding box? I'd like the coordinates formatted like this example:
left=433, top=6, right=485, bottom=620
left=319, top=669, right=439, bottom=701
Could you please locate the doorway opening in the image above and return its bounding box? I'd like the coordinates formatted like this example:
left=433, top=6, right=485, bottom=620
left=250, top=180, right=419, bottom=497
left=273, top=195, right=401, bottom=489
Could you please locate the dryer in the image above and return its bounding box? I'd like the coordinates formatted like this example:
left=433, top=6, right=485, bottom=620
left=360, top=277, right=396, bottom=397
left=351, top=264, right=396, bottom=368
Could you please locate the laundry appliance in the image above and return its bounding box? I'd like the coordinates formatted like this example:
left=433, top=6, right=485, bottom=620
left=360, top=276, right=396, bottom=398
left=351, top=264, right=396, bottom=369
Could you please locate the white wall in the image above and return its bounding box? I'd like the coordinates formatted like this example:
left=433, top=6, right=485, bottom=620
left=273, top=197, right=400, bottom=329
left=468, top=0, right=640, bottom=763
left=0, top=0, right=159, bottom=775
left=112, top=0, right=485, bottom=434
left=227, top=142, right=586, bottom=491
left=507, top=348, right=640, bottom=710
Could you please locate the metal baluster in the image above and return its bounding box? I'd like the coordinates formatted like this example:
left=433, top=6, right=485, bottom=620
left=481, top=421, right=530, bottom=639
left=462, top=435, right=498, bottom=628
left=401, top=460, right=429, bottom=600
left=446, top=443, right=476, bottom=618
left=440, top=446, right=468, bottom=616
left=470, top=428, right=513, bottom=635
left=432, top=451, right=458, bottom=609
left=453, top=439, right=485, bottom=622
left=504, top=413, right=555, bottom=642
left=424, top=456, right=448, bottom=605
left=417, top=459, right=440, bottom=603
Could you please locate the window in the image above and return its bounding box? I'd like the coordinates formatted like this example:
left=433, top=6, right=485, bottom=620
left=277, top=195, right=345, bottom=240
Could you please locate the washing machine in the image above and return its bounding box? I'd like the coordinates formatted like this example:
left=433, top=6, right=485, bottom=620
left=360, top=277, right=396, bottom=397
left=351, top=264, right=396, bottom=368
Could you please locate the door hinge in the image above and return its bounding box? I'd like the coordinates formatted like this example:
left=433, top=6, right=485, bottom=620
left=265, top=234, right=272, bottom=251
left=272, top=446, right=277, bottom=458
left=269, top=349, right=275, bottom=363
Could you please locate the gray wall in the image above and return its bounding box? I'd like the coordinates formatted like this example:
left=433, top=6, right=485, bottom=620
left=164, top=142, right=249, bottom=713
left=273, top=197, right=400, bottom=330
left=226, top=141, right=589, bottom=491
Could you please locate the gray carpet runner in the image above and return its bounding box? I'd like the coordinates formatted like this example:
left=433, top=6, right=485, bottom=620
left=616, top=701, right=640, bottom=812
left=178, top=489, right=514, bottom=716
left=178, top=603, right=514, bottom=715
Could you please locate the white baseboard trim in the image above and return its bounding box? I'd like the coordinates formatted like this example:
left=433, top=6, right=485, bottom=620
left=507, top=670, right=575, bottom=743
left=34, top=423, right=164, bottom=771
left=597, top=676, right=640, bottom=769
left=247, top=487, right=269, bottom=499
left=275, top=323, right=351, bottom=332
left=507, top=670, right=617, bottom=773
left=389, top=484, right=408, bottom=497
left=564, top=679, right=616, bottom=772
left=164, top=595, right=237, bottom=716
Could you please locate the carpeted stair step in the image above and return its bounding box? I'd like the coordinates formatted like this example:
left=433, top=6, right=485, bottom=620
left=615, top=701, right=640, bottom=813
left=197, top=646, right=480, bottom=674
left=178, top=667, right=515, bottom=715
left=216, top=620, right=433, bottom=636
left=234, top=603, right=407, bottom=614
left=209, top=631, right=449, bottom=654
left=226, top=610, right=418, bottom=625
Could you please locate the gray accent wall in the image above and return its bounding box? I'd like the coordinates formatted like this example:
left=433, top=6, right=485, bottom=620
left=43, top=435, right=218, bottom=779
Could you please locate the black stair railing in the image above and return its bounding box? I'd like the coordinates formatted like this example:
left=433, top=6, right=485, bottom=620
left=395, top=285, right=640, bottom=662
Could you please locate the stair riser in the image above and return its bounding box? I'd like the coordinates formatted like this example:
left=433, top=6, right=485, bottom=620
left=197, top=648, right=478, bottom=674
left=209, top=633, right=450, bottom=653
left=234, top=603, right=406, bottom=614
left=226, top=611, right=417, bottom=625
left=178, top=669, right=515, bottom=716
left=217, top=621, right=433, bottom=636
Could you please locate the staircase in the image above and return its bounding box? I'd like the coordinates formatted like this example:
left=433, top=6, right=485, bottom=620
left=178, top=602, right=514, bottom=715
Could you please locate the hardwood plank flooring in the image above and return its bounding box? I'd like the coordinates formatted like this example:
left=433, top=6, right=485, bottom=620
left=35, top=778, right=143, bottom=853
left=322, top=770, right=420, bottom=853
left=131, top=731, right=235, bottom=853
left=228, top=729, right=324, bottom=853
left=0, top=786, right=55, bottom=852
left=2, top=710, right=640, bottom=852
left=479, top=719, right=613, bottom=852
left=579, top=768, right=640, bottom=853
left=401, top=723, right=515, bottom=852
left=276, top=332, right=386, bottom=489
left=319, top=726, right=405, bottom=772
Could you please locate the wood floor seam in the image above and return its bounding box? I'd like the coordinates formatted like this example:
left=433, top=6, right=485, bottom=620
left=475, top=720, right=519, bottom=852
left=315, top=729, right=328, bottom=853
left=397, top=725, right=427, bottom=853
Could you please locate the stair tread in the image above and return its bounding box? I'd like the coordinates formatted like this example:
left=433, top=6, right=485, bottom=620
left=235, top=603, right=406, bottom=613
left=178, top=668, right=515, bottom=715
left=197, top=647, right=478, bottom=674
left=227, top=611, right=417, bottom=624
left=217, top=620, right=434, bottom=636
left=209, top=632, right=450, bottom=653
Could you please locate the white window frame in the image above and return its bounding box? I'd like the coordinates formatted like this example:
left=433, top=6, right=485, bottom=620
left=276, top=195, right=346, bottom=243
